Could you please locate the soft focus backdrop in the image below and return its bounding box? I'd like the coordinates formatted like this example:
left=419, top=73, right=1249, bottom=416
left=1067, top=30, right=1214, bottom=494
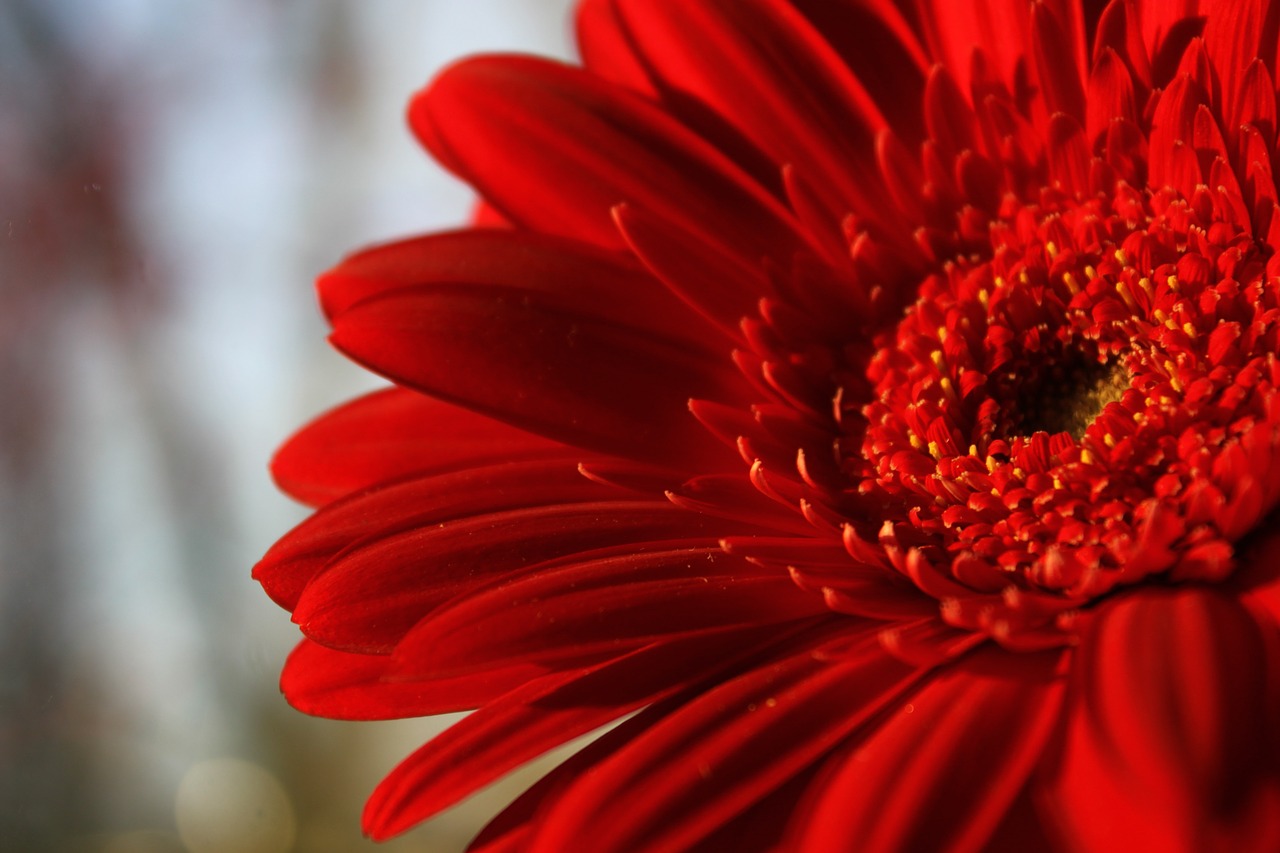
left=0, top=2, right=576, bottom=850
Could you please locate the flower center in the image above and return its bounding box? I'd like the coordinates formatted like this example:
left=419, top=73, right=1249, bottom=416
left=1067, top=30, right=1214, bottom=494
left=844, top=185, right=1280, bottom=645
left=1010, top=356, right=1130, bottom=442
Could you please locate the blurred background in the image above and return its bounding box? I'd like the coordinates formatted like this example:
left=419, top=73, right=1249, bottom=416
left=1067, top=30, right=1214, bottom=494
left=0, top=1, right=577, bottom=850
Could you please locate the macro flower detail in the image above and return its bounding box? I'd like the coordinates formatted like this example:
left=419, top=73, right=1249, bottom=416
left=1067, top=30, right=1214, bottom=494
left=257, top=1, right=1280, bottom=850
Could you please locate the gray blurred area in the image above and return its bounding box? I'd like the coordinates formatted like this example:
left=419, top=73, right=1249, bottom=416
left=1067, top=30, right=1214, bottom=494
left=0, top=1, right=575, bottom=850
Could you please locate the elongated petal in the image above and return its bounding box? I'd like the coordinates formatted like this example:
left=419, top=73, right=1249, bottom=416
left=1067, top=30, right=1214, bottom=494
left=291, top=501, right=726, bottom=651
left=269, top=388, right=568, bottom=506
left=613, top=0, right=889, bottom=223
left=255, top=458, right=613, bottom=610
left=318, top=228, right=714, bottom=349
left=329, top=284, right=740, bottom=464
left=364, top=625, right=805, bottom=839
left=410, top=56, right=802, bottom=259
left=280, top=639, right=544, bottom=719
left=1046, top=588, right=1280, bottom=852
left=530, top=626, right=922, bottom=852
left=789, top=648, right=1066, bottom=853
left=392, top=548, right=824, bottom=675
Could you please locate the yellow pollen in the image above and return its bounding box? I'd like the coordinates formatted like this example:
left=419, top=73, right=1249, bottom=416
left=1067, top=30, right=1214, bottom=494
left=1063, top=272, right=1080, bottom=294
left=978, top=289, right=990, bottom=306
left=1046, top=241, right=1059, bottom=258
left=940, top=376, right=957, bottom=401
left=1115, top=280, right=1138, bottom=310
left=1114, top=248, right=1129, bottom=265
left=1084, top=264, right=1097, bottom=279
left=1168, top=275, right=1180, bottom=292
left=1080, top=448, right=1095, bottom=464
left=909, top=434, right=924, bottom=450
left=931, top=350, right=947, bottom=370
left=1104, top=433, right=1116, bottom=447
left=928, top=441, right=941, bottom=458
left=1182, top=322, right=1196, bottom=336
left=937, top=326, right=948, bottom=342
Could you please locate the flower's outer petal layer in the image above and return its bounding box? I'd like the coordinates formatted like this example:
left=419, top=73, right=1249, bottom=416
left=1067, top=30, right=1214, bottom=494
left=529, top=625, right=924, bottom=853
left=409, top=56, right=803, bottom=262
left=788, top=648, right=1066, bottom=853
left=1046, top=587, right=1280, bottom=852
left=290, top=499, right=730, bottom=653
left=911, top=0, right=1035, bottom=97
left=788, top=0, right=930, bottom=143
left=328, top=283, right=738, bottom=465
left=610, top=0, right=890, bottom=224
left=465, top=690, right=694, bottom=853
left=391, top=547, right=824, bottom=675
left=255, top=457, right=613, bottom=611
left=363, top=624, right=819, bottom=840
left=269, top=388, right=568, bottom=507
left=280, top=639, right=545, bottom=719
left=317, top=229, right=714, bottom=349
left=575, top=0, right=658, bottom=98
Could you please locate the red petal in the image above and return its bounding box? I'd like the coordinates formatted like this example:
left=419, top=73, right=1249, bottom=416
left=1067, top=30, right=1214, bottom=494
left=913, top=0, right=1031, bottom=97
left=613, top=0, right=889, bottom=224
left=789, top=0, right=929, bottom=144
left=574, top=0, right=657, bottom=98
left=1031, top=2, right=1087, bottom=122
left=291, top=501, right=724, bottom=651
left=317, top=228, right=712, bottom=348
left=1149, top=73, right=1206, bottom=191
left=269, top=389, right=567, bottom=507
left=1045, top=587, right=1280, bottom=852
left=255, top=458, right=609, bottom=611
left=788, top=648, right=1065, bottom=853
left=614, top=201, right=775, bottom=339
left=410, top=56, right=801, bottom=258
left=280, top=639, right=542, bottom=719
left=529, top=625, right=922, bottom=852
left=1086, top=47, right=1137, bottom=148
left=363, top=625, right=801, bottom=839
left=329, top=285, right=739, bottom=464
left=1048, top=113, right=1091, bottom=197
left=391, top=547, right=823, bottom=676
left=1201, top=0, right=1272, bottom=124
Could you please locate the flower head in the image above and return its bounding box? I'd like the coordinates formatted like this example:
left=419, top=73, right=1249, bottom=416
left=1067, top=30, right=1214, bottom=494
left=258, top=1, right=1280, bottom=850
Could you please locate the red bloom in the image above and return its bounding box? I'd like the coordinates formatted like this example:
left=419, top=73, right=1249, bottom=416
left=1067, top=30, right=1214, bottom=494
left=257, top=1, right=1280, bottom=849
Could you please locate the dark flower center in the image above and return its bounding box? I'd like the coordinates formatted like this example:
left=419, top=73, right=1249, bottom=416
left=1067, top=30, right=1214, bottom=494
left=1010, top=355, right=1130, bottom=441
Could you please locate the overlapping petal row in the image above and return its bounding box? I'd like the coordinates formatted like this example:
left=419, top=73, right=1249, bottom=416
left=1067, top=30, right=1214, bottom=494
left=258, top=1, right=1280, bottom=850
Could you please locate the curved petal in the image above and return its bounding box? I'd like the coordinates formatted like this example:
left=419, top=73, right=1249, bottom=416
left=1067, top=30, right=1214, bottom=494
left=255, top=458, right=613, bottom=610
left=1044, top=587, right=1280, bottom=852
left=364, top=624, right=809, bottom=840
left=329, top=284, right=740, bottom=465
left=409, top=55, right=803, bottom=260
left=280, top=639, right=544, bottom=719
left=317, top=228, right=714, bottom=349
left=391, top=547, right=825, bottom=675
left=575, top=0, right=658, bottom=98
left=291, top=500, right=730, bottom=652
left=269, top=388, right=569, bottom=507
left=529, top=624, right=924, bottom=852
left=613, top=0, right=889, bottom=223
left=788, top=648, right=1066, bottom=853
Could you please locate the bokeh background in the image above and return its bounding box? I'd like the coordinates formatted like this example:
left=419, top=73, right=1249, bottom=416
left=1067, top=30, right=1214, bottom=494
left=0, top=1, right=577, bottom=850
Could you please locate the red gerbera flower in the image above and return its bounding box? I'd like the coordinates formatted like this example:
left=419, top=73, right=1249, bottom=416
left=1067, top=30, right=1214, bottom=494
left=257, top=1, right=1280, bottom=849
